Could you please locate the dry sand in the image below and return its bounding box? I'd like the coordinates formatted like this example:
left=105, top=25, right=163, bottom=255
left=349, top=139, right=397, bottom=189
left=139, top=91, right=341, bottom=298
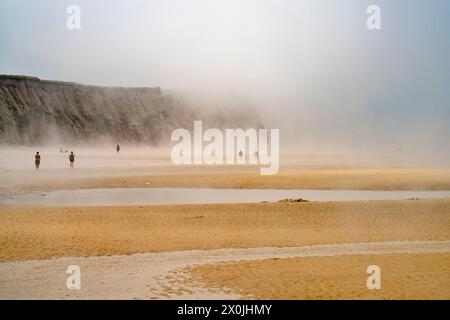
left=68, top=168, right=450, bottom=191
left=183, top=253, right=450, bottom=300
left=1, top=241, right=449, bottom=299
left=1, top=199, right=450, bottom=261
left=3, top=169, right=450, bottom=196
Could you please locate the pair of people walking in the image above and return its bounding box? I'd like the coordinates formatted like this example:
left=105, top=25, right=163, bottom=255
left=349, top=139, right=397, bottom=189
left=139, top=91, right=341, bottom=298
left=34, top=151, right=75, bottom=170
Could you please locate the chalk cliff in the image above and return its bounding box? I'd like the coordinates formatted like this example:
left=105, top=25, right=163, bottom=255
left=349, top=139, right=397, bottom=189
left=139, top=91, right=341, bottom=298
left=0, top=75, right=263, bottom=145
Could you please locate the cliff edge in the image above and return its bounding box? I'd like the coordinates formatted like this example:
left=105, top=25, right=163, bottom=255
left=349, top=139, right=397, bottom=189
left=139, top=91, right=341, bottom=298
left=0, top=75, right=263, bottom=145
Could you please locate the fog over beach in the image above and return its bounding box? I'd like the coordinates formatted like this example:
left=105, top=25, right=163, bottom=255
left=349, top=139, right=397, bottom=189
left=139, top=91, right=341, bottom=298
left=1, top=0, right=449, bottom=164
left=0, top=0, right=449, bottom=302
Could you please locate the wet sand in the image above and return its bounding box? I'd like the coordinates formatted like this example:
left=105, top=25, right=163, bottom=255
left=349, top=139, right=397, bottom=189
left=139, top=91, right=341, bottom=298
left=3, top=187, right=450, bottom=206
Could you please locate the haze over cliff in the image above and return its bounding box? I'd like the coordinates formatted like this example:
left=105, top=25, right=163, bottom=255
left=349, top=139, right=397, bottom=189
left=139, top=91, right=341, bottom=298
left=0, top=75, right=263, bottom=146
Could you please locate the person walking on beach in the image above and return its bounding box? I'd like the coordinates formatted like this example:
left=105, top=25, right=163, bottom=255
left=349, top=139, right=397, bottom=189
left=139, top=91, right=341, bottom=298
left=34, top=152, right=41, bottom=170
left=116, top=144, right=120, bottom=154
left=69, top=151, right=75, bottom=168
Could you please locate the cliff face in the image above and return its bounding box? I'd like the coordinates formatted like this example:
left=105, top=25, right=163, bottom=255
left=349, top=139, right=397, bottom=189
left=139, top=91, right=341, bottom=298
left=0, top=75, right=263, bottom=145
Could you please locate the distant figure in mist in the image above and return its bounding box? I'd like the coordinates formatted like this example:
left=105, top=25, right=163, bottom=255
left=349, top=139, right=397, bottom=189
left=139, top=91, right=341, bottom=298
left=34, top=152, right=41, bottom=170
left=254, top=150, right=259, bottom=161
left=238, top=150, right=243, bottom=159
left=116, top=144, right=120, bottom=154
left=69, top=151, right=75, bottom=168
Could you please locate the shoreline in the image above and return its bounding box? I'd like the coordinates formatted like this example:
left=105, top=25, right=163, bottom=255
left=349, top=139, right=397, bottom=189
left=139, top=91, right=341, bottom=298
left=3, top=187, right=450, bottom=207
left=3, top=169, right=450, bottom=198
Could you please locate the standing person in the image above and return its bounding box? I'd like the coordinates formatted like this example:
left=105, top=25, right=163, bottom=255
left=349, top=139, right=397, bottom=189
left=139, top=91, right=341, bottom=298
left=254, top=150, right=259, bottom=161
left=69, top=151, right=75, bottom=168
left=34, top=152, right=41, bottom=170
left=116, top=144, right=120, bottom=154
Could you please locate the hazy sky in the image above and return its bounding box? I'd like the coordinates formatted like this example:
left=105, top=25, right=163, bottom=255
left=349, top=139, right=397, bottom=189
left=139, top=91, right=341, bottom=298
left=0, top=0, right=449, bottom=159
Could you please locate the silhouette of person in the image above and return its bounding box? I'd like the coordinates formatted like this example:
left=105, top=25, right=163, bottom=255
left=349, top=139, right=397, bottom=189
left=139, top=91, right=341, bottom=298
left=116, top=144, right=120, bottom=154
left=69, top=151, right=75, bottom=168
left=35, top=152, right=41, bottom=170
left=238, top=150, right=243, bottom=159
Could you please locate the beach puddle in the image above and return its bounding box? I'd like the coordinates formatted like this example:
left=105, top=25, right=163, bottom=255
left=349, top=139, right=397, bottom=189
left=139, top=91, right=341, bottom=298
left=2, top=188, right=450, bottom=206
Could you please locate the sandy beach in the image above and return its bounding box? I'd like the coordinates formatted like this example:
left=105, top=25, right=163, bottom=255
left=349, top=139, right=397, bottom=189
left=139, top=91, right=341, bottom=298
left=1, top=198, right=450, bottom=299
left=3, top=167, right=450, bottom=195
left=1, top=199, right=450, bottom=261
left=2, top=149, right=450, bottom=195
left=181, top=252, right=450, bottom=300
left=1, top=241, right=449, bottom=299
left=2, top=0, right=450, bottom=304
left=1, top=149, right=449, bottom=299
